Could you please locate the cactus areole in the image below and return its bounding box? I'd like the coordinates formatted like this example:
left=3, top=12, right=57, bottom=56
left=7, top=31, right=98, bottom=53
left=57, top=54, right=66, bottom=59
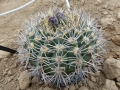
left=18, top=7, right=104, bottom=88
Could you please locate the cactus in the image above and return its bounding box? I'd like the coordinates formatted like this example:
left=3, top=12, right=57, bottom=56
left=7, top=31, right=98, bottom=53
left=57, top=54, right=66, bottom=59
left=17, top=7, right=105, bottom=88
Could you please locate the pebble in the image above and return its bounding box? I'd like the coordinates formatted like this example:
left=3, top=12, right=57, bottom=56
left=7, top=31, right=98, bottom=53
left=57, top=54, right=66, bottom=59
left=43, top=87, right=52, bottom=90
left=102, top=79, right=118, bottom=90
left=78, top=86, right=89, bottom=90
left=7, top=76, right=14, bottom=83
left=16, top=86, right=20, bottom=90
left=95, top=0, right=102, bottom=6
left=0, top=51, right=11, bottom=59
left=31, top=76, right=38, bottom=84
left=102, top=4, right=108, bottom=9
left=117, top=12, right=120, bottom=20
left=101, top=16, right=116, bottom=28
left=116, top=82, right=120, bottom=87
left=37, top=87, right=43, bottom=90
left=18, top=70, right=31, bottom=90
left=78, top=82, right=83, bottom=86
left=69, top=84, right=76, bottom=90
left=117, top=77, right=120, bottom=82
left=94, top=71, right=100, bottom=77
left=90, top=76, right=96, bottom=82
left=7, top=70, right=13, bottom=76
left=63, top=87, right=69, bottom=90
left=103, top=57, right=120, bottom=79
left=75, top=84, right=79, bottom=89
left=112, top=35, right=120, bottom=46
left=102, top=11, right=108, bottom=15
left=87, top=80, right=95, bottom=89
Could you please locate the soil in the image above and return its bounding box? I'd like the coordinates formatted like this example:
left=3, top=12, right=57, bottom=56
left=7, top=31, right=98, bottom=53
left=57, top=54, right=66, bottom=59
left=0, top=0, right=120, bottom=90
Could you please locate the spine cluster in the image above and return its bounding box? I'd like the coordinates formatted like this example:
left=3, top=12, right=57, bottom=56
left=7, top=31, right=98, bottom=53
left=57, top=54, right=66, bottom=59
left=17, top=7, right=105, bottom=88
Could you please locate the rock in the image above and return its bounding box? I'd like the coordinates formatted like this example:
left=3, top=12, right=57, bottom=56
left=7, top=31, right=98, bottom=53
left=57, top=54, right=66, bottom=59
left=80, top=0, right=86, bottom=5
left=78, top=86, right=89, bottom=90
left=75, top=84, right=79, bottom=89
left=63, top=87, right=69, bottom=90
left=16, top=86, right=20, bottom=90
left=112, top=34, right=120, bottom=45
left=102, top=11, right=108, bottom=15
left=116, top=82, right=120, bottom=87
left=31, top=76, right=38, bottom=84
left=0, top=51, right=11, bottom=59
left=117, top=77, right=120, bottom=82
left=117, top=12, right=120, bottom=20
left=69, top=84, right=76, bottom=90
left=7, top=76, right=14, bottom=83
left=18, top=70, right=30, bottom=90
left=57, top=0, right=65, bottom=7
left=7, top=70, right=13, bottom=76
left=37, top=87, right=43, bottom=90
left=39, top=81, right=43, bottom=85
left=87, top=80, right=94, bottom=89
left=102, top=4, right=108, bottom=9
left=43, top=87, right=52, bottom=90
left=103, top=57, right=120, bottom=79
left=90, top=76, right=96, bottom=82
left=94, top=71, right=100, bottom=77
left=78, top=82, right=83, bottom=86
left=102, top=79, right=118, bottom=90
left=95, top=0, right=102, bottom=6
left=101, top=16, right=116, bottom=28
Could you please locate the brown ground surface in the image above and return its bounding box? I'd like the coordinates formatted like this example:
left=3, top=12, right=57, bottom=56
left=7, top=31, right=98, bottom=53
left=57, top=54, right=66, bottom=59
left=0, top=0, right=120, bottom=90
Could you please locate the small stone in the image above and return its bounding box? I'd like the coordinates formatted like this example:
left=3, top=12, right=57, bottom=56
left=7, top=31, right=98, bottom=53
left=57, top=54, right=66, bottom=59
left=18, top=70, right=30, bottom=90
left=39, top=81, right=43, bottom=85
left=116, top=82, right=120, bottom=87
left=78, top=86, right=89, bottom=90
left=0, top=51, right=11, bottom=59
left=19, top=66, right=25, bottom=73
left=90, top=76, right=96, bottom=82
left=88, top=80, right=94, bottom=89
left=117, top=12, right=120, bottom=20
left=37, top=87, right=43, bottom=90
left=102, top=79, right=118, bottom=90
left=7, top=76, right=13, bottom=82
left=102, top=4, right=108, bottom=9
left=112, top=34, right=120, bottom=46
left=69, top=84, right=76, bottom=90
left=117, top=77, right=120, bottom=82
left=101, top=16, right=116, bottom=28
left=78, top=82, right=83, bottom=86
left=102, top=11, right=108, bottom=15
left=57, top=0, right=65, bottom=7
left=7, top=70, right=13, bottom=76
left=16, top=86, right=20, bottom=90
left=31, top=76, right=38, bottom=84
left=43, top=87, right=52, bottom=90
left=63, top=87, right=69, bottom=90
left=94, top=71, right=100, bottom=77
left=80, top=0, right=86, bottom=5
left=95, top=0, right=102, bottom=6
left=75, top=84, right=79, bottom=89
left=3, top=71, right=7, bottom=76
left=103, top=57, right=120, bottom=79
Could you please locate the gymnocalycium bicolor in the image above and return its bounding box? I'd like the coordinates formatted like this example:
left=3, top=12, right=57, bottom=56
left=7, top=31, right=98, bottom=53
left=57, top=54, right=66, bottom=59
left=17, top=6, right=105, bottom=88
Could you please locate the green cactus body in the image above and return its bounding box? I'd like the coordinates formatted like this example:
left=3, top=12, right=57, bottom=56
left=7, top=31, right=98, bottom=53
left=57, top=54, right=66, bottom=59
left=18, top=7, right=105, bottom=88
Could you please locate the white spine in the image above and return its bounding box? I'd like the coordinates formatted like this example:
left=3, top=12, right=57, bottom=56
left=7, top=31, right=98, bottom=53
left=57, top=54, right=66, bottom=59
left=65, top=0, right=70, bottom=8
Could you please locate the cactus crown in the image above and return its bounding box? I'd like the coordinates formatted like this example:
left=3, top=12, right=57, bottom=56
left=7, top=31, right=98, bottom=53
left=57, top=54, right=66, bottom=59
left=18, top=6, right=105, bottom=88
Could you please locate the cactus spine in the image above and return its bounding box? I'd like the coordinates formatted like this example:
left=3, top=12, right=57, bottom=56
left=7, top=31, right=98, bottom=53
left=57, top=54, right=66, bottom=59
left=18, top=7, right=105, bottom=88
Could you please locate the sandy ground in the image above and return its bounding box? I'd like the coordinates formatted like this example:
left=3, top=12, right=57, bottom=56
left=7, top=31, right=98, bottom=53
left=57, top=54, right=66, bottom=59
left=0, top=0, right=120, bottom=90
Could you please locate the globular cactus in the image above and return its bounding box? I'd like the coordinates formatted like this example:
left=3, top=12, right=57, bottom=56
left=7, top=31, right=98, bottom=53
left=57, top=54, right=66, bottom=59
left=17, top=6, right=105, bottom=88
